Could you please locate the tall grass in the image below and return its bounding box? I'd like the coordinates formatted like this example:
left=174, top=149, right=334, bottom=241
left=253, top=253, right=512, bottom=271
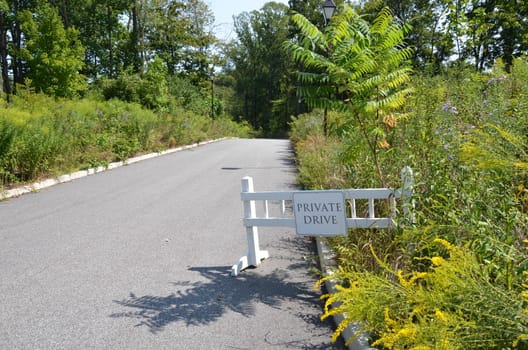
left=0, top=91, right=251, bottom=188
left=290, top=58, right=528, bottom=348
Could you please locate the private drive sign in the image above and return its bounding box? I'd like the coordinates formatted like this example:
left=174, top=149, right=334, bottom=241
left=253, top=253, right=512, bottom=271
left=293, top=191, right=347, bottom=236
left=231, top=167, right=414, bottom=276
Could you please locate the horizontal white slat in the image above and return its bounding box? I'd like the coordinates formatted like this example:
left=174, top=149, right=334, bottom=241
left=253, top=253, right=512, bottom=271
left=243, top=217, right=296, bottom=228
left=393, top=188, right=413, bottom=198
left=243, top=217, right=394, bottom=230
left=346, top=218, right=394, bottom=229
left=241, top=192, right=294, bottom=201
left=242, top=188, right=399, bottom=202
left=240, top=187, right=402, bottom=232
left=342, top=188, right=394, bottom=199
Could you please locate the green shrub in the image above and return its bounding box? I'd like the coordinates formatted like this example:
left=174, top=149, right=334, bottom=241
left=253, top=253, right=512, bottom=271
left=0, top=90, right=250, bottom=188
left=289, top=111, right=347, bottom=189
left=100, top=72, right=144, bottom=106
left=291, top=58, right=528, bottom=348
left=167, top=75, right=211, bottom=116
left=289, top=110, right=325, bottom=145
left=320, top=239, right=528, bottom=349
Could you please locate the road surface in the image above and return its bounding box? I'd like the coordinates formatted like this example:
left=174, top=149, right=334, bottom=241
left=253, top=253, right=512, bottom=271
left=0, top=138, right=343, bottom=349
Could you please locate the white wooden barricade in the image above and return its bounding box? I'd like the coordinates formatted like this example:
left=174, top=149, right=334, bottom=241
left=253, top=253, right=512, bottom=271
left=231, top=167, right=414, bottom=276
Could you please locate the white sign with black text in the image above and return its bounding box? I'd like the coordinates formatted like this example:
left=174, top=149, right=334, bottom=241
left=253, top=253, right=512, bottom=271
left=293, top=191, right=347, bottom=236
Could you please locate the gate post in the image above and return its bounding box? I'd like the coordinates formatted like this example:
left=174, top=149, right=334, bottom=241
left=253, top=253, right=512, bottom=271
left=401, top=166, right=415, bottom=225
left=231, top=176, right=269, bottom=276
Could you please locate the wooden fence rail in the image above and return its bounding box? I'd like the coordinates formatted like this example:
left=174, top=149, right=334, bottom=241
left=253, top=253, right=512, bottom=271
left=231, top=167, right=414, bottom=276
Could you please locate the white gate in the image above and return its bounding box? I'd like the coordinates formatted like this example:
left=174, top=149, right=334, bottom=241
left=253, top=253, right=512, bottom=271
left=231, top=167, right=414, bottom=276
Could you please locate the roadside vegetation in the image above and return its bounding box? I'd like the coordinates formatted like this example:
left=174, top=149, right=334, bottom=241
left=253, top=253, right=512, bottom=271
left=0, top=0, right=251, bottom=189
left=0, top=89, right=250, bottom=188
left=288, top=3, right=528, bottom=349
left=2, top=0, right=528, bottom=348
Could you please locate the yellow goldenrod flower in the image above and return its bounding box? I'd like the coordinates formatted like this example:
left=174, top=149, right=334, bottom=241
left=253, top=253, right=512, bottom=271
left=435, top=308, right=448, bottom=324
left=431, top=256, right=445, bottom=266
left=396, top=326, right=416, bottom=339
left=384, top=307, right=398, bottom=328
left=433, top=238, right=455, bottom=250
left=398, top=270, right=428, bottom=288
left=513, top=334, right=528, bottom=348
left=408, top=272, right=428, bottom=284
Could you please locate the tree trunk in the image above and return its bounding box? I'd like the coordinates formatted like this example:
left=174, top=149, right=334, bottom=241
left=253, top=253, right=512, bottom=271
left=107, top=4, right=114, bottom=77
left=50, top=0, right=70, bottom=27
left=0, top=12, right=12, bottom=100
left=11, top=21, right=24, bottom=92
left=130, top=0, right=145, bottom=73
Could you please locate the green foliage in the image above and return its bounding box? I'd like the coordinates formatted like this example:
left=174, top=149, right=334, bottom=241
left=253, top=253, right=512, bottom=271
left=19, top=2, right=86, bottom=97
left=227, top=1, right=292, bottom=136
left=167, top=75, right=212, bottom=116
left=289, top=110, right=325, bottom=144
left=0, top=112, right=22, bottom=184
left=0, top=90, right=250, bottom=188
left=294, top=135, right=347, bottom=190
left=289, top=109, right=350, bottom=189
left=291, top=58, right=528, bottom=347
left=0, top=0, right=219, bottom=102
left=100, top=57, right=223, bottom=116
left=357, top=0, right=528, bottom=72
left=100, top=70, right=145, bottom=105
left=286, top=4, right=413, bottom=186
left=319, top=239, right=528, bottom=349
left=139, top=56, right=170, bottom=110
left=101, top=56, right=172, bottom=111
left=461, top=124, right=528, bottom=171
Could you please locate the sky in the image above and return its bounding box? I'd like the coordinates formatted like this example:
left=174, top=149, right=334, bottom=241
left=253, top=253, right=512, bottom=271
left=207, top=0, right=289, bottom=41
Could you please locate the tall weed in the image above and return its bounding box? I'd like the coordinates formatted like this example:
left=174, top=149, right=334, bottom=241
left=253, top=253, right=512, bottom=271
left=289, top=111, right=350, bottom=189
left=0, top=91, right=249, bottom=188
left=319, top=240, right=528, bottom=349
left=291, top=58, right=528, bottom=348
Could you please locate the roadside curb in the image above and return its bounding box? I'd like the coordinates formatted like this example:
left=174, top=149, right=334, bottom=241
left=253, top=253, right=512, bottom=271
left=315, top=238, right=375, bottom=350
left=0, top=138, right=230, bottom=201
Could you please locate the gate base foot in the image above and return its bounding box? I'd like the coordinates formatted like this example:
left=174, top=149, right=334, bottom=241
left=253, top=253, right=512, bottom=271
left=231, top=250, right=269, bottom=276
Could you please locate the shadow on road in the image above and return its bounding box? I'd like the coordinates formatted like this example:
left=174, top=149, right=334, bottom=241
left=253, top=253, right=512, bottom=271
left=110, top=237, right=344, bottom=349
left=110, top=266, right=322, bottom=332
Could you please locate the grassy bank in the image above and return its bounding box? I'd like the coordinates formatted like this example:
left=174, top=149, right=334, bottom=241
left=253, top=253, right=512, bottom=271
left=0, top=90, right=251, bottom=188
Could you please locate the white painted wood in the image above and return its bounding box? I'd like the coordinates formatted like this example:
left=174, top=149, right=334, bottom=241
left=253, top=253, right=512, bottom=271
left=231, top=177, right=270, bottom=276
left=240, top=191, right=293, bottom=201
left=401, top=166, right=415, bottom=224
left=232, top=168, right=414, bottom=275
left=342, top=188, right=394, bottom=198
left=345, top=217, right=394, bottom=229
left=244, top=218, right=296, bottom=227
left=368, top=198, right=375, bottom=219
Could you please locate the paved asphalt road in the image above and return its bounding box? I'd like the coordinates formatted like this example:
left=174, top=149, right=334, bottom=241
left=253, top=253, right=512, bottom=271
left=0, top=139, right=344, bottom=350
